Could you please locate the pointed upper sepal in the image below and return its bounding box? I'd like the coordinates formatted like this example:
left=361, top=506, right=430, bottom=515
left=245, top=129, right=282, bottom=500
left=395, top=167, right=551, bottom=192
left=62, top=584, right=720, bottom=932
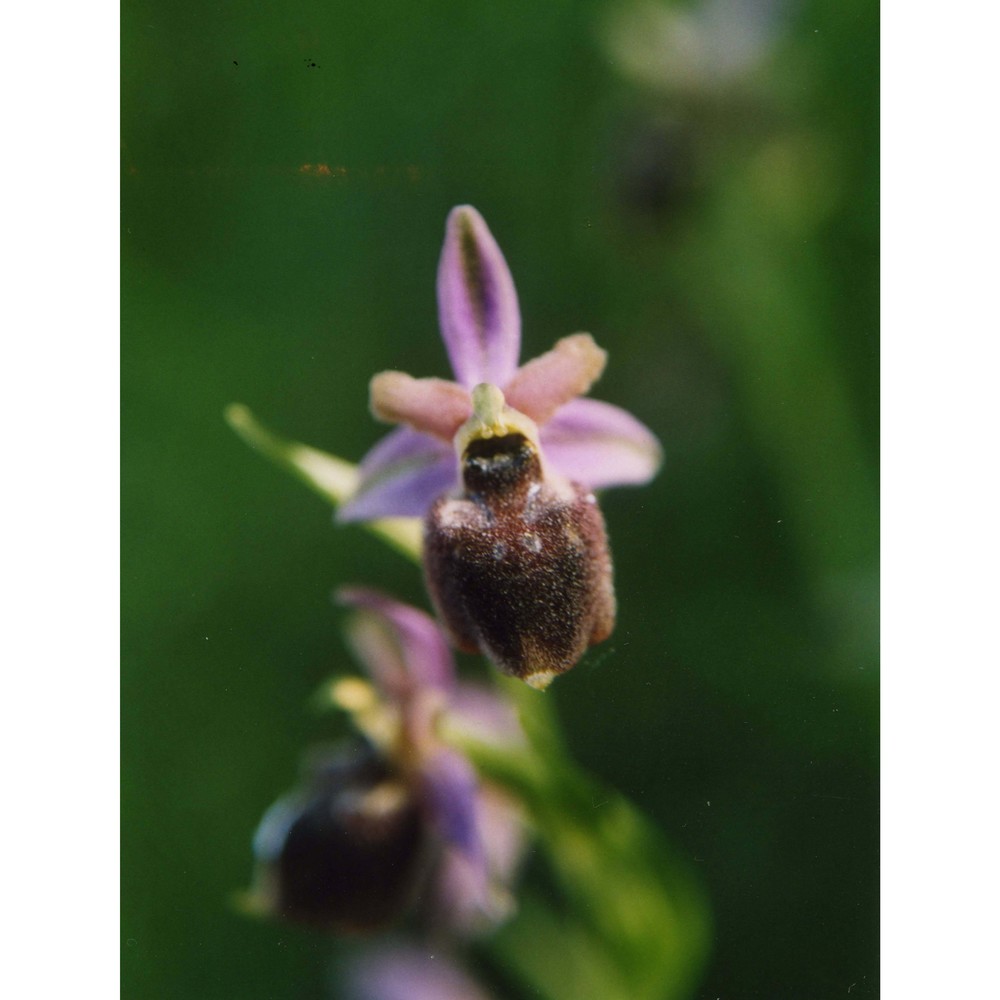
left=437, top=206, right=521, bottom=389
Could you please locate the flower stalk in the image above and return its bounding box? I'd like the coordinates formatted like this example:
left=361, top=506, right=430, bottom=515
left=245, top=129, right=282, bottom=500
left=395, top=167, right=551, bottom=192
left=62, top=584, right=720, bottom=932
left=229, top=206, right=708, bottom=1000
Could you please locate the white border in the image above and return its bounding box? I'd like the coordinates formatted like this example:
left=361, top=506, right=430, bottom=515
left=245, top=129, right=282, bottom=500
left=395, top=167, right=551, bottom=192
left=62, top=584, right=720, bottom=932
left=1, top=6, right=119, bottom=994
left=882, top=3, right=999, bottom=996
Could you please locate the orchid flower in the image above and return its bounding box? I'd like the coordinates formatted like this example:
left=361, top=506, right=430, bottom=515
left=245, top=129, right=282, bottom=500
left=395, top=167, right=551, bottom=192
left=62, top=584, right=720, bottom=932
left=338, top=205, right=662, bottom=523
left=250, top=589, right=525, bottom=936
left=338, top=207, right=662, bottom=688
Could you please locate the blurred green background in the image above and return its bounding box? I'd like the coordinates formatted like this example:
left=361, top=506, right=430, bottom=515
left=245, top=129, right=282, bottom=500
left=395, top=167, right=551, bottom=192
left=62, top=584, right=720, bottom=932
left=122, top=0, right=877, bottom=996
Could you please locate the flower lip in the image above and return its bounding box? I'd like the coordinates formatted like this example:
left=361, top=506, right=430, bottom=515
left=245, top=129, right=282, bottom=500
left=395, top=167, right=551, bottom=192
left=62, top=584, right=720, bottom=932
left=252, top=740, right=431, bottom=932
left=424, top=473, right=616, bottom=688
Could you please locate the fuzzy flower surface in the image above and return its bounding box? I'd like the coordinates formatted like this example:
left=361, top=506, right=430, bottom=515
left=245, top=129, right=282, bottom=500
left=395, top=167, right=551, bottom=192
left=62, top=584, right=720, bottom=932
left=251, top=589, right=525, bottom=935
left=337, top=205, right=662, bottom=523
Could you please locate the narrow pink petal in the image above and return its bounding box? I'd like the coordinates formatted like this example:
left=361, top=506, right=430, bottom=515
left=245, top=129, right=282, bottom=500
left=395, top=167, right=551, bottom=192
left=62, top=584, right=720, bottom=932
left=437, top=206, right=521, bottom=388
left=430, top=848, right=499, bottom=935
left=337, top=427, right=457, bottom=521
left=503, top=333, right=608, bottom=423
left=475, top=785, right=526, bottom=890
left=336, top=587, right=456, bottom=692
left=348, top=946, right=495, bottom=1000
left=540, top=397, right=663, bottom=488
left=339, top=604, right=409, bottom=697
left=449, top=684, right=525, bottom=747
left=369, top=372, right=471, bottom=442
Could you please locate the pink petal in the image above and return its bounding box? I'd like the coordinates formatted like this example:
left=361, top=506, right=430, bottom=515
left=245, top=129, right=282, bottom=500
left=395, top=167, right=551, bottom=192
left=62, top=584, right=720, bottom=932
left=339, top=603, right=409, bottom=697
left=449, top=684, right=525, bottom=748
left=336, top=587, right=456, bottom=693
left=540, top=397, right=663, bottom=489
left=348, top=946, right=495, bottom=1000
left=337, top=427, right=457, bottom=521
left=369, top=372, right=471, bottom=442
left=503, top=333, right=608, bottom=424
left=475, top=785, right=526, bottom=891
left=437, top=206, right=521, bottom=388
left=430, top=848, right=498, bottom=935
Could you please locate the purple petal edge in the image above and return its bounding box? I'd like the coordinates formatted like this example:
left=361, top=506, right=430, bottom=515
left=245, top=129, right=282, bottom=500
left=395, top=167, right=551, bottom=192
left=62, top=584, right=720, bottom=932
left=430, top=783, right=525, bottom=935
left=348, top=946, right=494, bottom=1000
left=540, top=397, right=663, bottom=489
left=338, top=427, right=457, bottom=521
left=421, top=749, right=483, bottom=863
left=336, top=587, right=456, bottom=692
left=437, top=206, right=521, bottom=388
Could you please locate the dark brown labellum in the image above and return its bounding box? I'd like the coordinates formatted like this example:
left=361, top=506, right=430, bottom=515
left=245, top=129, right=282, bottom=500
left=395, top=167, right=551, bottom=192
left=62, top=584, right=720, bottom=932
left=423, top=432, right=615, bottom=688
left=253, top=743, right=430, bottom=932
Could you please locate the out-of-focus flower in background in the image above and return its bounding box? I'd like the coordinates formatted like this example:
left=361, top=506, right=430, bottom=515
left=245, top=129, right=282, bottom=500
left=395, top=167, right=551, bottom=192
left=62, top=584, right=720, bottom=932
left=251, top=740, right=431, bottom=932
left=346, top=944, right=498, bottom=1000
left=604, top=0, right=790, bottom=95
left=601, top=0, right=795, bottom=225
left=249, top=589, right=526, bottom=936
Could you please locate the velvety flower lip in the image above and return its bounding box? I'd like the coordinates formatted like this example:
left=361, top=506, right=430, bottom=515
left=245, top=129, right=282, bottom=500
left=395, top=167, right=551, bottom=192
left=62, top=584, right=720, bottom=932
left=338, top=205, right=662, bottom=523
left=251, top=741, right=429, bottom=932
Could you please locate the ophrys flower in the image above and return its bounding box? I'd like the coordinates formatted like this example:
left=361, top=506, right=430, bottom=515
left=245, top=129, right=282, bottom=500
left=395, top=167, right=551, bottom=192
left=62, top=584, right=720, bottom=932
left=249, top=589, right=525, bottom=934
left=339, top=207, right=662, bottom=687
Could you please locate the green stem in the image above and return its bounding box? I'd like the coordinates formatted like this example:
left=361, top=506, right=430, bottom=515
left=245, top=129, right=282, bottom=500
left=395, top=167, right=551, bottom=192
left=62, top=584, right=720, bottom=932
left=454, top=681, right=711, bottom=1000
left=228, top=406, right=711, bottom=999
left=225, top=404, right=422, bottom=559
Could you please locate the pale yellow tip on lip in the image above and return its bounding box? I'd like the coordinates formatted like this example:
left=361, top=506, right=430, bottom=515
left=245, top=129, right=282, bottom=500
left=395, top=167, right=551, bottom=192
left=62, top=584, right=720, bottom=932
left=523, top=670, right=558, bottom=691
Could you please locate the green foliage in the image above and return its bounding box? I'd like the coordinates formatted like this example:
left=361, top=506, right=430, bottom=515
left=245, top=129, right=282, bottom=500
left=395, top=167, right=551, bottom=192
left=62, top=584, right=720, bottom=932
left=123, top=0, right=878, bottom=996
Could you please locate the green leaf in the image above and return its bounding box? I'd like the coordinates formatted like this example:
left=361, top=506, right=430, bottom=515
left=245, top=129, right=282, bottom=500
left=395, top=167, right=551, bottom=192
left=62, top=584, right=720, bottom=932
left=452, top=680, right=712, bottom=1000
left=225, top=404, right=422, bottom=560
